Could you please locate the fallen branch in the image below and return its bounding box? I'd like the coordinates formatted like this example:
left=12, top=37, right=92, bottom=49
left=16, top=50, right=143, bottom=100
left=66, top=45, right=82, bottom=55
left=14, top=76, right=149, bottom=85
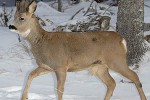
left=37, top=16, right=46, bottom=26
left=102, top=5, right=112, bottom=15
left=55, top=15, right=111, bottom=32
left=144, top=4, right=150, bottom=9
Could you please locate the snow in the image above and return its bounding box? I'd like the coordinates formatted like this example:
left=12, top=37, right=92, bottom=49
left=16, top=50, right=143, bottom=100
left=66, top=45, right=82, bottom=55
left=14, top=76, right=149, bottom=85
left=36, top=2, right=70, bottom=24
left=0, top=1, right=150, bottom=100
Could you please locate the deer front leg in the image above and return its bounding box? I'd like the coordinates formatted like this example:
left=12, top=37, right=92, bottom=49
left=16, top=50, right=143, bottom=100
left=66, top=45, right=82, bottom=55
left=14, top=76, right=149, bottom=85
left=55, top=68, right=67, bottom=100
left=96, top=66, right=116, bottom=100
left=21, top=67, right=50, bottom=100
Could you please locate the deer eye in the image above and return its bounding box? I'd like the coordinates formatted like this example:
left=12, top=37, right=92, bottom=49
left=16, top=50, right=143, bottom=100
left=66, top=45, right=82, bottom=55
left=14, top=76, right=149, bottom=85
left=20, top=17, right=25, bottom=21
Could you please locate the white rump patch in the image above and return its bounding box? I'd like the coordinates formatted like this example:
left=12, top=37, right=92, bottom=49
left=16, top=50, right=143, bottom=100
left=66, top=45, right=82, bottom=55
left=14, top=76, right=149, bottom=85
left=22, top=29, right=31, bottom=37
left=122, top=39, right=127, bottom=52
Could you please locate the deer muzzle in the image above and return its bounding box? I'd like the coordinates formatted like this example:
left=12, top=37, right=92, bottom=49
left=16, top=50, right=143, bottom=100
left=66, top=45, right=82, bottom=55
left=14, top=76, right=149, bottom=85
left=9, top=25, right=17, bottom=30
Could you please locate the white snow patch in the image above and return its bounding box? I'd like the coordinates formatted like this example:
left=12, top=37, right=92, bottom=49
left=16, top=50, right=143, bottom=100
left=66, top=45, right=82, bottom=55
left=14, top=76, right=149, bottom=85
left=0, top=86, right=21, bottom=92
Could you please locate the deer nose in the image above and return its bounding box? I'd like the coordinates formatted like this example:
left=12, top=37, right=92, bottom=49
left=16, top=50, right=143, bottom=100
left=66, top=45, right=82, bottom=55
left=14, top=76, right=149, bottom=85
left=9, top=25, right=17, bottom=30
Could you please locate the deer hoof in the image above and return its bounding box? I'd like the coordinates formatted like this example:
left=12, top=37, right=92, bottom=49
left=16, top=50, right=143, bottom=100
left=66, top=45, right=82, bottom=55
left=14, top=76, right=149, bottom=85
left=21, top=95, right=28, bottom=100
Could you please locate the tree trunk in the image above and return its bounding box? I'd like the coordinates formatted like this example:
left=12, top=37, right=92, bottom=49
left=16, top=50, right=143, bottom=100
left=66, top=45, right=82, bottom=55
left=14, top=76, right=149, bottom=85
left=58, top=0, right=62, bottom=12
left=117, top=0, right=148, bottom=66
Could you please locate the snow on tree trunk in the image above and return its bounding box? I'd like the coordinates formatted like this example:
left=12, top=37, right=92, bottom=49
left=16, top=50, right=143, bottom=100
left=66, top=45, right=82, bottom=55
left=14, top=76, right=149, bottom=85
left=117, top=0, right=148, bottom=66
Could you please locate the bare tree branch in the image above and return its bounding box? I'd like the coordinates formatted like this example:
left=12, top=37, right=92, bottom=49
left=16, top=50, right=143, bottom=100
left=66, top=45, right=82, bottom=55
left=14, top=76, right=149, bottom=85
left=70, top=8, right=84, bottom=20
left=83, top=0, right=94, bottom=16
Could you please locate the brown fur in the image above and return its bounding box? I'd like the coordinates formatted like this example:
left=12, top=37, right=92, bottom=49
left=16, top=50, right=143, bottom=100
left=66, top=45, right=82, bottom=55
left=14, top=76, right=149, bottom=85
left=10, top=1, right=147, bottom=100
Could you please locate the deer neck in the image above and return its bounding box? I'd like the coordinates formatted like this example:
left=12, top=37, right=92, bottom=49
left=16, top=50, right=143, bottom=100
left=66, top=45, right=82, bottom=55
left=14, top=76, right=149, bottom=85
left=24, top=18, right=46, bottom=46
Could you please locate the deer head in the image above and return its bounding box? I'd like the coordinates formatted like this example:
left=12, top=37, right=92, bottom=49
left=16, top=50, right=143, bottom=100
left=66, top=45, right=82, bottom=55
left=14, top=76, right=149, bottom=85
left=9, top=0, right=37, bottom=37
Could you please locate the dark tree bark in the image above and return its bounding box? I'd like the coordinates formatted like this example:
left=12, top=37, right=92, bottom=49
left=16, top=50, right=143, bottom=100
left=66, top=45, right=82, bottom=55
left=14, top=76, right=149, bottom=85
left=94, top=0, right=104, bottom=3
left=117, top=0, right=148, bottom=66
left=58, top=0, right=62, bottom=12
left=72, top=0, right=80, bottom=4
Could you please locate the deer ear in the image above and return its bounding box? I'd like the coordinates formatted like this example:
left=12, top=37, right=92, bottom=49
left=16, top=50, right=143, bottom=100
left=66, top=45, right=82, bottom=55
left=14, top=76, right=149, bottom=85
left=28, top=1, right=37, bottom=13
left=16, top=0, right=21, bottom=11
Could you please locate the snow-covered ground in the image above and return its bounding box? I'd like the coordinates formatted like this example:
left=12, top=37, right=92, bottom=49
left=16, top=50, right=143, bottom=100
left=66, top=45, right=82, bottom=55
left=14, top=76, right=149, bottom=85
left=0, top=1, right=150, bottom=100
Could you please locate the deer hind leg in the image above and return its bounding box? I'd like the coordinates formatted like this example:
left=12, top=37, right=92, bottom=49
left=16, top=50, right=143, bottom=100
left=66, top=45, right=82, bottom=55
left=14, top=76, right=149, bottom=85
left=55, top=68, right=67, bottom=100
left=117, top=67, right=146, bottom=100
left=21, top=67, right=50, bottom=100
left=109, top=60, right=147, bottom=100
left=90, top=65, right=116, bottom=100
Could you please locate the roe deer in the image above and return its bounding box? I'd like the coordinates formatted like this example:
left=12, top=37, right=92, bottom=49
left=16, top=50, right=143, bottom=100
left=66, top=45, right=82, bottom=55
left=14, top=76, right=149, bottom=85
left=9, top=0, right=147, bottom=100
